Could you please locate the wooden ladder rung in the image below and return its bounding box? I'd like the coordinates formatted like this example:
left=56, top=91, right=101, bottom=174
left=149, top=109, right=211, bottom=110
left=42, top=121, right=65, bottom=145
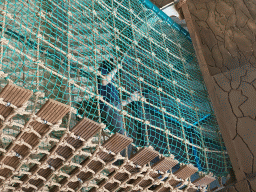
left=173, top=164, right=198, bottom=180
left=192, top=174, right=215, bottom=186
left=101, top=133, right=133, bottom=155
left=0, top=83, right=32, bottom=118
left=71, top=117, right=103, bottom=141
left=129, top=147, right=159, bottom=167
left=36, top=99, right=71, bottom=124
left=152, top=157, right=179, bottom=173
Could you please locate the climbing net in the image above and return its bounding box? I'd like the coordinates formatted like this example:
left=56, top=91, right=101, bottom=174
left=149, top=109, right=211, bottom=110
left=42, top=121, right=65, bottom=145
left=0, top=0, right=230, bottom=176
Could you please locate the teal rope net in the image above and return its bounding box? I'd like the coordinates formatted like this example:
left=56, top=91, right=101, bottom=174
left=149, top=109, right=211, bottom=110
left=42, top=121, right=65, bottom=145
left=0, top=0, right=230, bottom=177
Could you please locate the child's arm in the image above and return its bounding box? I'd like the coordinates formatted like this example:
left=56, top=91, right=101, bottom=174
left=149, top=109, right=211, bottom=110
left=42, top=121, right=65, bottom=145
left=101, top=67, right=118, bottom=86
left=122, top=91, right=141, bottom=106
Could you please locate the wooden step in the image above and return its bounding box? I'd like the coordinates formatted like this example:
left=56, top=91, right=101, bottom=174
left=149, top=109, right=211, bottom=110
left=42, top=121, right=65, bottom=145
left=0, top=83, right=32, bottom=119
left=174, top=164, right=198, bottom=180
left=193, top=174, right=215, bottom=186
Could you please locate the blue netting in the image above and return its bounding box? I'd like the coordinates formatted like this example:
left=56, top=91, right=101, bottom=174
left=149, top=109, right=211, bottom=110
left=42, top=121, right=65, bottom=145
left=0, top=0, right=230, bottom=176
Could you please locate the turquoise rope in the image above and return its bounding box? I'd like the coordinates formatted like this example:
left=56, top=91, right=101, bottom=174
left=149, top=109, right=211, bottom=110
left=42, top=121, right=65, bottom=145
left=139, top=0, right=191, bottom=41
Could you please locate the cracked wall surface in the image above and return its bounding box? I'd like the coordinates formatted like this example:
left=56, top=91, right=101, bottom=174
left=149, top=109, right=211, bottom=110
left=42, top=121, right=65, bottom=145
left=187, top=0, right=256, bottom=76
left=181, top=0, right=256, bottom=191
left=214, top=66, right=256, bottom=191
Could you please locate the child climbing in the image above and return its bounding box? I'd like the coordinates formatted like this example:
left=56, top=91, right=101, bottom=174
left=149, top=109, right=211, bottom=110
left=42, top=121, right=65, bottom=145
left=98, top=58, right=141, bottom=158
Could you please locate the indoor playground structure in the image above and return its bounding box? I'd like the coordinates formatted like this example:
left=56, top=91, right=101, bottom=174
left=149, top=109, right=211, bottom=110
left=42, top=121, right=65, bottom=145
left=0, top=0, right=231, bottom=191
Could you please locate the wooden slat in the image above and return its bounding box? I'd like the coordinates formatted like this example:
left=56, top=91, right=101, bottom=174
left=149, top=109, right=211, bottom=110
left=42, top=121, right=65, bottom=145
left=129, top=147, right=159, bottom=167
left=71, top=118, right=103, bottom=141
left=174, top=164, right=198, bottom=180
left=0, top=83, right=33, bottom=107
left=102, top=133, right=133, bottom=155
left=152, top=157, right=179, bottom=173
left=0, top=83, right=32, bottom=118
left=192, top=174, right=215, bottom=186
left=36, top=99, right=70, bottom=124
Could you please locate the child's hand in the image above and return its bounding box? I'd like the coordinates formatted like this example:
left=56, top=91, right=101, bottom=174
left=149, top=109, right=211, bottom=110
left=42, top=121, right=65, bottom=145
left=130, top=91, right=141, bottom=102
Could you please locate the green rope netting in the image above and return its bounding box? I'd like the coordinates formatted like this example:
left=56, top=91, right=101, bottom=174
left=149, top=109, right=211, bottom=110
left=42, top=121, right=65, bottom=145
left=0, top=0, right=230, bottom=176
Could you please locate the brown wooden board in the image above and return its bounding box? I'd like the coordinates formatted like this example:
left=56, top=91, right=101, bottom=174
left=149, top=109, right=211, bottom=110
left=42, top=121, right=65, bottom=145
left=193, top=174, right=215, bottom=186
left=174, top=164, right=198, bottom=180
left=0, top=83, right=32, bottom=119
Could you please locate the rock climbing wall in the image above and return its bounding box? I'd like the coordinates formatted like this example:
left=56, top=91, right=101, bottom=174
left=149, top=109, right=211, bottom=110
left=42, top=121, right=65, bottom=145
left=180, top=0, right=256, bottom=191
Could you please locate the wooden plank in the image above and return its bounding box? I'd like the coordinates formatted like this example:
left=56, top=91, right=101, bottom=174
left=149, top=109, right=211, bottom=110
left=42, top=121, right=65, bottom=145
left=152, top=157, right=178, bottom=173
left=129, top=147, right=159, bottom=167
left=0, top=83, right=32, bottom=118
left=36, top=99, right=70, bottom=124
left=174, top=164, right=198, bottom=180
left=0, top=83, right=33, bottom=107
left=71, top=117, right=103, bottom=141
left=192, top=174, right=215, bottom=186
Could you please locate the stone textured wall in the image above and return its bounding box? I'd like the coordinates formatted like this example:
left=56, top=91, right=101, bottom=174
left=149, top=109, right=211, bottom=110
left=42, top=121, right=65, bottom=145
left=181, top=0, right=256, bottom=191
left=187, top=0, right=256, bottom=76
left=214, top=66, right=256, bottom=191
left=223, top=179, right=254, bottom=192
